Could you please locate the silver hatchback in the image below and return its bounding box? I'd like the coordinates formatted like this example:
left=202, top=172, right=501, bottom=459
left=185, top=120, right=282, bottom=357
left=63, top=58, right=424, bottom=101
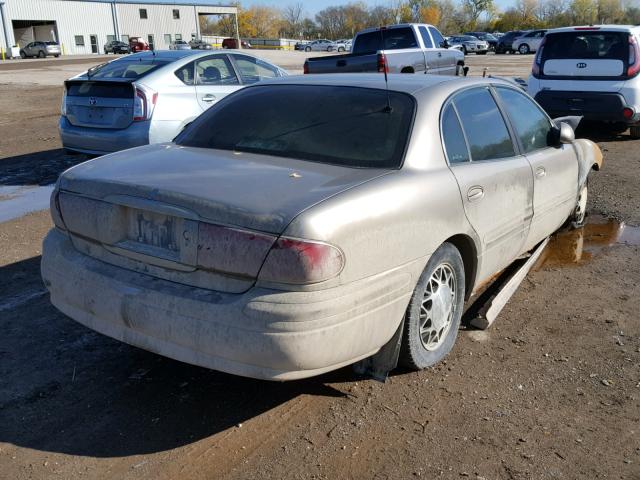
left=20, top=41, right=61, bottom=58
left=59, top=50, right=288, bottom=155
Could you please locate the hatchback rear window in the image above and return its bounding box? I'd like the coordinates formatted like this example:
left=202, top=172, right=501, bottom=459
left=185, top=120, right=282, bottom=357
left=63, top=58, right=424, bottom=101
left=86, top=59, right=170, bottom=80
left=353, top=28, right=418, bottom=54
left=176, top=85, right=415, bottom=168
left=542, top=32, right=628, bottom=60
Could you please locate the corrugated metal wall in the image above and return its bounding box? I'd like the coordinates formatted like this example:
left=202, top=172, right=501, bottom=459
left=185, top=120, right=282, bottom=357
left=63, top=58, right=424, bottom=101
left=0, top=0, right=236, bottom=55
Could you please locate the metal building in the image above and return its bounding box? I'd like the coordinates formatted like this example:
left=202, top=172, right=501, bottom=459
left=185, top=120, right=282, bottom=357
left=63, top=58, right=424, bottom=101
left=0, top=0, right=238, bottom=55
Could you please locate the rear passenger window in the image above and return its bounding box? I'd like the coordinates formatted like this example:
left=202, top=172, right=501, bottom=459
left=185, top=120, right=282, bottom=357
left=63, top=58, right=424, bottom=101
left=195, top=56, right=239, bottom=86
left=418, top=26, right=433, bottom=49
left=496, top=87, right=552, bottom=153
left=453, top=88, right=515, bottom=161
left=441, top=104, right=469, bottom=164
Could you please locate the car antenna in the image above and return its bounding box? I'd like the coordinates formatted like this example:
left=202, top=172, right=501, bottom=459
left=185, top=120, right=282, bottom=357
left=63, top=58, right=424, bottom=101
left=379, top=26, right=392, bottom=113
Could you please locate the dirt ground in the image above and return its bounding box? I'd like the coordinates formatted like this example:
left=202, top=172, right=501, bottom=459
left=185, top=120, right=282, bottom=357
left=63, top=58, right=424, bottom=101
left=0, top=54, right=639, bottom=480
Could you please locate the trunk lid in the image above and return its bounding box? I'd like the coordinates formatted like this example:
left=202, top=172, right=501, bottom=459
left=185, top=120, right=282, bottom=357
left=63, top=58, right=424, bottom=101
left=64, top=80, right=135, bottom=129
left=57, top=144, right=390, bottom=290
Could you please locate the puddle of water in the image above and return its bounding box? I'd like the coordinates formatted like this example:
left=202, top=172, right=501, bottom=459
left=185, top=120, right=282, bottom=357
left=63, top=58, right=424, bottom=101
left=0, top=185, right=54, bottom=223
left=536, top=215, right=640, bottom=269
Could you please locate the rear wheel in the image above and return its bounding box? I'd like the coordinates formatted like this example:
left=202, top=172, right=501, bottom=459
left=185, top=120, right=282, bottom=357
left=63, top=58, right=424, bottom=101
left=38, top=50, right=46, bottom=58
left=19, top=50, right=26, bottom=59
left=518, top=44, right=530, bottom=54
left=399, top=243, right=465, bottom=370
left=630, top=126, right=640, bottom=139
left=305, top=46, right=311, bottom=52
left=455, top=64, right=465, bottom=76
left=338, top=47, right=345, bottom=52
left=54, top=54, right=59, bottom=58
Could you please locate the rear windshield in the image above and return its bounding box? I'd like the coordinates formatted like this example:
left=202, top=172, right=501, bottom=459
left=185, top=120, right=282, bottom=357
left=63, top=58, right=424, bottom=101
left=45, top=41, right=58, bottom=45
left=86, top=59, right=170, bottom=80
left=542, top=31, right=628, bottom=60
left=176, top=85, right=415, bottom=168
left=353, top=27, right=418, bottom=54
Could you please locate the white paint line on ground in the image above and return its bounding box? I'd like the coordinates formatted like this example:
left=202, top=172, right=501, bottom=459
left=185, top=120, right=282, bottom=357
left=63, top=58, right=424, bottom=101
left=0, top=185, right=54, bottom=223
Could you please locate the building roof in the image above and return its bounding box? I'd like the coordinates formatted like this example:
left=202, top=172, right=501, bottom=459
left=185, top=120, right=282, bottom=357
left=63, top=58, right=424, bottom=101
left=62, top=0, right=236, bottom=7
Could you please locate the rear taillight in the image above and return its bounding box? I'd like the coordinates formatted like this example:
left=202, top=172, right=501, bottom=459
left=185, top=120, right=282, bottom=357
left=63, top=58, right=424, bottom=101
left=628, top=36, right=640, bottom=77
left=303, top=61, right=309, bottom=74
left=259, top=237, right=344, bottom=285
left=377, top=53, right=389, bottom=74
left=532, top=37, right=546, bottom=77
left=61, top=89, right=67, bottom=116
left=133, top=85, right=158, bottom=122
left=197, top=223, right=275, bottom=278
left=623, top=107, right=635, bottom=119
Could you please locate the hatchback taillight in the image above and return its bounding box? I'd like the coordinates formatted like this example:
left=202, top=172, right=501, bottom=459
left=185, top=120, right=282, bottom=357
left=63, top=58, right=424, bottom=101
left=628, top=36, right=640, bottom=77
left=259, top=237, right=344, bottom=285
left=133, top=85, right=158, bottom=122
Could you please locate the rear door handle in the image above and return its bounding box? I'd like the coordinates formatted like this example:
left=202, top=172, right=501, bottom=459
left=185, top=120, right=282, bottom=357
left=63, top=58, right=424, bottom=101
left=202, top=94, right=216, bottom=103
left=535, top=166, right=546, bottom=178
left=467, top=186, right=484, bottom=202
left=438, top=52, right=442, bottom=57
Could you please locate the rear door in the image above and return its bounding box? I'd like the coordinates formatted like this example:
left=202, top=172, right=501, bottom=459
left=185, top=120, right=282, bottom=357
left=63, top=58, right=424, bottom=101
left=540, top=30, right=629, bottom=80
left=443, top=87, right=534, bottom=281
left=193, top=54, right=241, bottom=111
left=495, top=86, right=578, bottom=250
left=429, top=26, right=456, bottom=75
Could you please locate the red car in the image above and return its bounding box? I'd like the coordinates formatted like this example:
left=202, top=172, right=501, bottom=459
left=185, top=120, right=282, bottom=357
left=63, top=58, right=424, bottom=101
left=128, top=37, right=150, bottom=52
left=222, top=38, right=252, bottom=49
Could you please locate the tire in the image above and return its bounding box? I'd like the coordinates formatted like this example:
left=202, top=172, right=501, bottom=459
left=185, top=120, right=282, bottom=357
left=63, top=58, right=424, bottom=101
left=518, top=44, right=530, bottom=54
left=338, top=47, right=345, bottom=52
left=327, top=46, right=333, bottom=52
left=478, top=51, right=487, bottom=55
left=305, top=46, right=311, bottom=52
left=399, top=243, right=465, bottom=370
left=455, top=64, right=465, bottom=76
left=54, top=54, right=59, bottom=58
left=571, top=183, right=588, bottom=228
left=19, top=50, right=26, bottom=59
left=38, top=50, right=45, bottom=58
left=630, top=125, right=640, bottom=139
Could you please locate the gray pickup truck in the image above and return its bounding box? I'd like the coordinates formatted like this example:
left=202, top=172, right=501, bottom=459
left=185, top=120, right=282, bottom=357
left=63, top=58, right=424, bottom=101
left=304, top=23, right=466, bottom=76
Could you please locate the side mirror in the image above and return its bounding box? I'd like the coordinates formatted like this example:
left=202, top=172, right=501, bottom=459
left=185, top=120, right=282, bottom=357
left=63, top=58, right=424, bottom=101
left=549, top=121, right=575, bottom=146
left=442, top=40, right=450, bottom=49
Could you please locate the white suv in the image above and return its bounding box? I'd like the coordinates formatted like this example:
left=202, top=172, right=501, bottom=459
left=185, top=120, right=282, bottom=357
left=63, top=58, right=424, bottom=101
left=528, top=25, right=640, bottom=138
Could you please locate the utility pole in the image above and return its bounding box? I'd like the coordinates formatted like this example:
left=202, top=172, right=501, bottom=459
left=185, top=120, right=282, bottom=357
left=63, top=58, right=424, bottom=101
left=234, top=11, right=241, bottom=49
left=0, top=0, right=11, bottom=56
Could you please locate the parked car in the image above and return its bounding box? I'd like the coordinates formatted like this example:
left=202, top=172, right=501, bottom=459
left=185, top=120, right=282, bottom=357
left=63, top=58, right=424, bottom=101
left=448, top=35, right=489, bottom=55
left=19, top=41, right=61, bottom=58
left=305, top=24, right=465, bottom=76
left=222, top=38, right=252, bottom=49
left=334, top=39, right=352, bottom=52
left=513, top=29, right=547, bottom=54
left=464, top=31, right=498, bottom=50
left=170, top=40, right=191, bottom=50
left=59, top=50, right=288, bottom=155
left=528, top=25, right=640, bottom=138
left=304, top=39, right=337, bottom=52
left=128, top=37, right=150, bottom=53
left=495, top=30, right=527, bottom=54
left=189, top=39, right=213, bottom=50
left=104, top=40, right=131, bottom=55
left=43, top=74, right=602, bottom=381
left=294, top=41, right=309, bottom=51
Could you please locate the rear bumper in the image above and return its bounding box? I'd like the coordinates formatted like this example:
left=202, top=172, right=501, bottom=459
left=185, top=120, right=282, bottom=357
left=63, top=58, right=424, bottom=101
left=534, top=90, right=637, bottom=123
left=59, top=116, right=150, bottom=154
left=41, top=229, right=413, bottom=380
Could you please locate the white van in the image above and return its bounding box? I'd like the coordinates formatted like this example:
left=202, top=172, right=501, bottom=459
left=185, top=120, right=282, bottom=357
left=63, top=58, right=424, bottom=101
left=528, top=25, right=640, bottom=138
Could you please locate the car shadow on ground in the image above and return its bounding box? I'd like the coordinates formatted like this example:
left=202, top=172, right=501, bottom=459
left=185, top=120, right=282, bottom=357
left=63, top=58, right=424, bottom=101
left=0, top=148, right=89, bottom=186
left=0, top=256, right=348, bottom=458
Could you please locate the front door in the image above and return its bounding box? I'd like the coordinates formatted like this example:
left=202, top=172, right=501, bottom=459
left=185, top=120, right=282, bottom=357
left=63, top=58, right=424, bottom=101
left=444, top=87, right=534, bottom=282
left=194, top=54, right=241, bottom=111
left=494, top=86, right=579, bottom=251
left=90, top=35, right=98, bottom=54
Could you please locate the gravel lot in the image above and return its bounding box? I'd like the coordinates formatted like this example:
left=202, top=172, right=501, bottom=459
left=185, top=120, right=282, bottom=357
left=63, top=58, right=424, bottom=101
left=0, top=52, right=638, bottom=480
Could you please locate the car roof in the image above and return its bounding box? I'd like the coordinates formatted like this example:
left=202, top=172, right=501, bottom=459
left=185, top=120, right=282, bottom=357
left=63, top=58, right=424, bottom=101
left=547, top=24, right=640, bottom=34
left=256, top=73, right=513, bottom=97
left=122, top=50, right=267, bottom=62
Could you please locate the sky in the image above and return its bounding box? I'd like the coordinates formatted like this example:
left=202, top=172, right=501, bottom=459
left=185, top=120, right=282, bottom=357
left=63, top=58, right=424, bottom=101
left=241, top=0, right=513, bottom=15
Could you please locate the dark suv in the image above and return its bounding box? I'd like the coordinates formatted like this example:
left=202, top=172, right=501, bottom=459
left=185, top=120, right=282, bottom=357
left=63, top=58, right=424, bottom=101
left=495, top=30, right=527, bottom=54
left=104, top=41, right=131, bottom=54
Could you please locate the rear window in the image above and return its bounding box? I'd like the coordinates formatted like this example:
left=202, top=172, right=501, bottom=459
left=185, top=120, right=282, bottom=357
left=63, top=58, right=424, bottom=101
left=542, top=32, right=628, bottom=60
left=353, top=27, right=418, bottom=54
left=176, top=85, right=415, bottom=169
left=86, top=59, right=170, bottom=80
left=66, top=81, right=133, bottom=98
